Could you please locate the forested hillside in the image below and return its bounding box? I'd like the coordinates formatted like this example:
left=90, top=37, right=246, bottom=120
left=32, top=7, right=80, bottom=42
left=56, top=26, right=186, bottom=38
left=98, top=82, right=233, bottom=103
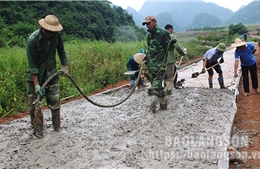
left=0, top=1, right=147, bottom=47
left=226, top=1, right=260, bottom=25
left=188, top=13, right=223, bottom=29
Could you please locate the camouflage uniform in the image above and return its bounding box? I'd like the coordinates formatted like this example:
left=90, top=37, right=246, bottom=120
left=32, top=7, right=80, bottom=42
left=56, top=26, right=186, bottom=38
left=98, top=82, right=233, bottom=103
left=26, top=29, right=69, bottom=129
left=164, top=33, right=185, bottom=93
left=146, top=26, right=171, bottom=96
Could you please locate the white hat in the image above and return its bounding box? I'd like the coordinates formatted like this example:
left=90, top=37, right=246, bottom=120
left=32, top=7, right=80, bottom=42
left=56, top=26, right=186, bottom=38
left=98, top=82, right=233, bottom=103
left=134, top=53, right=146, bottom=64
left=233, top=38, right=246, bottom=47
left=38, top=15, right=63, bottom=32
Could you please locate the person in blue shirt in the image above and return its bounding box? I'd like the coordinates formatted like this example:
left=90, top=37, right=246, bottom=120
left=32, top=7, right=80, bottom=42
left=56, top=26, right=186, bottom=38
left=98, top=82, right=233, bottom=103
left=243, top=32, right=248, bottom=42
left=233, top=38, right=259, bottom=96
left=201, top=43, right=227, bottom=89
left=126, top=48, right=146, bottom=88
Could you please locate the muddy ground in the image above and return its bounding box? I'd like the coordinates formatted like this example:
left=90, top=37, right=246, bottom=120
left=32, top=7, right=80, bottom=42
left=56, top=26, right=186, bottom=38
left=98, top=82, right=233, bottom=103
left=0, top=85, right=236, bottom=168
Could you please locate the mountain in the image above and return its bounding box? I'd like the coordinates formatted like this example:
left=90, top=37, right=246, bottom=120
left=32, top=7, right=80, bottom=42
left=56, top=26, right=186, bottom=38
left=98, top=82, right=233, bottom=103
left=126, top=0, right=233, bottom=32
left=126, top=6, right=143, bottom=27
left=126, top=0, right=260, bottom=32
left=188, top=12, right=223, bottom=29
left=226, top=1, right=260, bottom=25
left=237, top=5, right=246, bottom=11
left=156, top=12, right=182, bottom=32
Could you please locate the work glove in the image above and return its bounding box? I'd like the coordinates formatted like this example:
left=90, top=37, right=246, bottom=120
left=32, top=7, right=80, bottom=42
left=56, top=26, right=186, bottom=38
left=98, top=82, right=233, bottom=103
left=35, top=85, right=45, bottom=96
left=143, top=56, right=148, bottom=64
left=201, top=67, right=206, bottom=74
left=169, top=38, right=177, bottom=45
left=61, top=65, right=69, bottom=76
left=175, top=63, right=180, bottom=69
left=219, top=58, right=224, bottom=64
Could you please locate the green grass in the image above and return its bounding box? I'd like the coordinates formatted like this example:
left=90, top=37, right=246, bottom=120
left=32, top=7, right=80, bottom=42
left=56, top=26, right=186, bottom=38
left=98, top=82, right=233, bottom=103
left=0, top=40, right=148, bottom=116
left=0, top=36, right=219, bottom=117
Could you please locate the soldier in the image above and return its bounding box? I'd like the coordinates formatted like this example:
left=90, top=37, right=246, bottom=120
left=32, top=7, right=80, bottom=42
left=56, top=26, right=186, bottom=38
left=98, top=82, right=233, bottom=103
left=164, top=24, right=186, bottom=94
left=26, top=15, right=69, bottom=138
left=142, top=16, right=173, bottom=113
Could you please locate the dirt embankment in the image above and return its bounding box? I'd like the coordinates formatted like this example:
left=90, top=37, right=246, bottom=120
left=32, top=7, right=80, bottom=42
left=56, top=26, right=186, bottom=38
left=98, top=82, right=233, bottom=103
left=229, top=43, right=260, bottom=168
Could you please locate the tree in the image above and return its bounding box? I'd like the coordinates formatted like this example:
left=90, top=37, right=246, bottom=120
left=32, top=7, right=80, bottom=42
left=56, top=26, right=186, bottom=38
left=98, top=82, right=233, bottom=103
left=0, top=1, right=142, bottom=47
left=228, top=23, right=248, bottom=35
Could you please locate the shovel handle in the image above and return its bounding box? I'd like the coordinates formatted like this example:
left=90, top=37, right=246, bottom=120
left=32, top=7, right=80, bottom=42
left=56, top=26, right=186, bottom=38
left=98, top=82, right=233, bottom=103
left=205, top=62, right=220, bottom=71
left=191, top=62, right=220, bottom=78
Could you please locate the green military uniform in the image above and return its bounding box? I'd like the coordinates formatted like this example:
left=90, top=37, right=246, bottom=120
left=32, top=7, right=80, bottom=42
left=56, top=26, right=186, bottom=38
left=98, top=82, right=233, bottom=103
left=146, top=26, right=171, bottom=96
left=167, top=34, right=185, bottom=64
left=165, top=34, right=185, bottom=94
left=26, top=28, right=69, bottom=128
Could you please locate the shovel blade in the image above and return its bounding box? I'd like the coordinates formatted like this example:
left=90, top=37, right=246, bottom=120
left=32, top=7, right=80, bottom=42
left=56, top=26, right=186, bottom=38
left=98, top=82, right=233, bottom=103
left=191, top=72, right=200, bottom=78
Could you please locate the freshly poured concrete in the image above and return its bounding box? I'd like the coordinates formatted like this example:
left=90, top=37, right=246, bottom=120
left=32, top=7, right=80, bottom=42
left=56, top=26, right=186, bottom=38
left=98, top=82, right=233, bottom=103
left=0, top=48, right=239, bottom=169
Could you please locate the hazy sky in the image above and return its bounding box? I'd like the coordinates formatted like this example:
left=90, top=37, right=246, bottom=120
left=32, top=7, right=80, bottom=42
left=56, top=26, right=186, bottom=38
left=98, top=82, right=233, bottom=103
left=109, top=0, right=253, bottom=12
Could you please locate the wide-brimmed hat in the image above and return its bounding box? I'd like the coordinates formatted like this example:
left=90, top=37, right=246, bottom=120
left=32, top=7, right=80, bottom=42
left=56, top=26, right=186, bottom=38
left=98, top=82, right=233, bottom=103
left=142, top=16, right=156, bottom=26
left=38, top=15, right=63, bottom=32
left=233, top=38, right=246, bottom=47
left=134, top=53, right=146, bottom=64
left=217, top=43, right=227, bottom=52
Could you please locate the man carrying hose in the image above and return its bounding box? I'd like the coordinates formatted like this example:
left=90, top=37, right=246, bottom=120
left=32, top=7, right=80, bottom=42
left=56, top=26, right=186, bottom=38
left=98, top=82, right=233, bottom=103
left=164, top=24, right=186, bottom=94
left=26, top=15, right=69, bottom=138
left=201, top=43, right=227, bottom=89
left=142, top=16, right=174, bottom=113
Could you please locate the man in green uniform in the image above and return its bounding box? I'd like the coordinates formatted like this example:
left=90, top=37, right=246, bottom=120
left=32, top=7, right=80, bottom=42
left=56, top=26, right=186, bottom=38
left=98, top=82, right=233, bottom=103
left=164, top=24, right=186, bottom=94
left=142, top=16, right=173, bottom=113
left=26, top=15, right=69, bottom=138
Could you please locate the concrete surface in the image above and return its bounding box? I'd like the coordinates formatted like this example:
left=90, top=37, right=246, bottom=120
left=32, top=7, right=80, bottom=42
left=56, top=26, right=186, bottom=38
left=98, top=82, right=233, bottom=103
left=0, top=48, right=240, bottom=169
left=178, top=48, right=238, bottom=90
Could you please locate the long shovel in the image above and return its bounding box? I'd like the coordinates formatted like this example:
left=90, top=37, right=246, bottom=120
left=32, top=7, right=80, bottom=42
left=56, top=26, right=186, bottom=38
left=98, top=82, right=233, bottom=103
left=191, top=62, right=220, bottom=78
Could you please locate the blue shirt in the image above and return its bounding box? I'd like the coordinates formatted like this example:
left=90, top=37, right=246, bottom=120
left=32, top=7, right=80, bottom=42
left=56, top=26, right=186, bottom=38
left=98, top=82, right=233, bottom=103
left=126, top=55, right=139, bottom=71
left=203, top=47, right=223, bottom=62
left=234, top=42, right=256, bottom=66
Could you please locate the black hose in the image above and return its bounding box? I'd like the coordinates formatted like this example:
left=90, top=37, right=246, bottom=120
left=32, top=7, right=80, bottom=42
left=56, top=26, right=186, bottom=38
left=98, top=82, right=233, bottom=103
left=36, top=64, right=145, bottom=108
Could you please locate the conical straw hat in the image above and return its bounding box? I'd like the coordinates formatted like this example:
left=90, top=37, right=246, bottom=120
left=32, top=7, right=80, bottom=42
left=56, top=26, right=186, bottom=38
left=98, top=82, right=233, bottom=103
left=134, top=53, right=146, bottom=64
left=38, top=15, right=63, bottom=32
left=233, top=38, right=246, bottom=47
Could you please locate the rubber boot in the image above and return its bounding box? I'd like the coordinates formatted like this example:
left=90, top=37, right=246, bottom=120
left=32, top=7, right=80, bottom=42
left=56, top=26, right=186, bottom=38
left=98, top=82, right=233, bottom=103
left=129, top=80, right=135, bottom=89
left=29, top=111, right=34, bottom=127
left=33, top=108, right=44, bottom=138
left=149, top=95, right=159, bottom=113
left=52, top=109, right=61, bottom=131
left=166, top=80, right=173, bottom=95
left=209, top=80, right=213, bottom=88
left=218, top=78, right=227, bottom=89
left=138, top=79, right=144, bottom=89
left=30, top=111, right=37, bottom=138
left=159, top=96, right=167, bottom=110
left=148, top=89, right=152, bottom=95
